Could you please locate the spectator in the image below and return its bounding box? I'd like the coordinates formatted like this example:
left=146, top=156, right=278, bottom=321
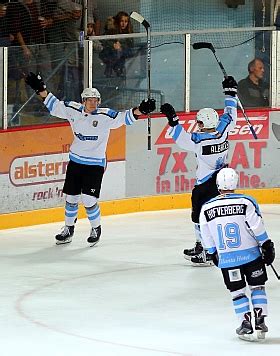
left=87, top=0, right=101, bottom=36
left=87, top=17, right=102, bottom=51
left=38, top=1, right=100, bottom=100
left=57, top=1, right=82, bottom=42
left=5, top=0, right=33, bottom=114
left=0, top=1, right=13, bottom=46
left=237, top=58, right=269, bottom=107
left=87, top=19, right=95, bottom=36
left=39, top=0, right=83, bottom=100
left=21, top=0, right=52, bottom=74
left=7, top=0, right=52, bottom=80
left=25, top=72, right=156, bottom=246
left=99, top=11, right=134, bottom=78
left=199, top=167, right=275, bottom=341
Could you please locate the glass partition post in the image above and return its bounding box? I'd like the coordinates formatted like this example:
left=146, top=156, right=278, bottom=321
left=0, top=47, right=8, bottom=129
left=184, top=34, right=190, bottom=112
left=83, top=40, right=93, bottom=89
left=271, top=30, right=280, bottom=108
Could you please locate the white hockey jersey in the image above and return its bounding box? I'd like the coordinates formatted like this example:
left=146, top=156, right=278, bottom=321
left=167, top=97, right=237, bottom=184
left=44, top=93, right=137, bottom=166
left=199, top=193, right=269, bottom=268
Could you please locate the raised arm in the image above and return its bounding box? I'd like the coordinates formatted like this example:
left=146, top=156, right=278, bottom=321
left=160, top=103, right=196, bottom=151
left=25, top=72, right=74, bottom=120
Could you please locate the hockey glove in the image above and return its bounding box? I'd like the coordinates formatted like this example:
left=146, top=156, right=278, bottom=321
left=261, top=239, right=275, bottom=266
left=139, top=98, right=156, bottom=115
left=25, top=72, right=46, bottom=94
left=222, top=75, right=237, bottom=97
left=160, top=103, right=179, bottom=127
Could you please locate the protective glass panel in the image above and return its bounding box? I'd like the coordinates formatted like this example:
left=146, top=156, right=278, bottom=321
left=190, top=30, right=271, bottom=110
left=0, top=47, right=4, bottom=129
left=92, top=33, right=185, bottom=112
left=7, top=42, right=84, bottom=127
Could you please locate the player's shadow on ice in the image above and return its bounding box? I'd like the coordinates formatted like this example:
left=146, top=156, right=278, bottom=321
left=7, top=244, right=98, bottom=264
left=260, top=337, right=280, bottom=344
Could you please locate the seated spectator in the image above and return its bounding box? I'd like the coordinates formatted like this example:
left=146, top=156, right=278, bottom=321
left=87, top=17, right=102, bottom=51
left=87, top=19, right=95, bottom=37
left=99, top=11, right=134, bottom=78
left=237, top=58, right=269, bottom=107
left=87, top=0, right=101, bottom=36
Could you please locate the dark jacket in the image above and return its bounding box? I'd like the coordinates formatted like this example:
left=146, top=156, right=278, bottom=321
left=237, top=76, right=269, bottom=108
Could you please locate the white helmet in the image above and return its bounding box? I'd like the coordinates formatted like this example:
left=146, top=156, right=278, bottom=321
left=217, top=168, right=239, bottom=191
left=81, top=87, right=101, bottom=101
left=196, top=108, right=219, bottom=129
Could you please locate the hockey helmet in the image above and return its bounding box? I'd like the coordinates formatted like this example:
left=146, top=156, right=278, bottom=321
left=216, top=168, right=239, bottom=191
left=196, top=108, right=219, bottom=129
left=81, top=87, right=101, bottom=101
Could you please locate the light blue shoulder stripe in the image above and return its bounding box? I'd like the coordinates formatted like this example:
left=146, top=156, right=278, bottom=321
left=125, top=111, right=133, bottom=125
left=107, top=109, right=118, bottom=118
left=45, top=94, right=58, bottom=112
left=216, top=113, right=232, bottom=135
left=191, top=131, right=216, bottom=143
left=225, top=97, right=237, bottom=108
left=256, top=231, right=269, bottom=242
left=172, top=125, right=183, bottom=140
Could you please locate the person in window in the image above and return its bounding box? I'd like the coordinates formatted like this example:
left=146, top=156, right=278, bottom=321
left=99, top=11, right=134, bottom=78
left=237, top=58, right=269, bottom=108
left=0, top=1, right=13, bottom=46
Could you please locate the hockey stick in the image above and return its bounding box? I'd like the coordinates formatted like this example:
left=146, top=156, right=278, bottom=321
left=130, top=11, right=152, bottom=150
left=270, top=264, right=280, bottom=280
left=272, top=122, right=280, bottom=141
left=245, top=221, right=279, bottom=281
left=274, top=0, right=280, bottom=27
left=192, top=42, right=258, bottom=140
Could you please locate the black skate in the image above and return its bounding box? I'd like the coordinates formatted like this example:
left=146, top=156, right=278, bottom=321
left=87, top=225, right=101, bottom=247
left=254, top=308, right=268, bottom=340
left=183, top=241, right=203, bottom=260
left=236, top=312, right=254, bottom=341
left=55, top=225, right=74, bottom=245
left=190, top=250, right=214, bottom=267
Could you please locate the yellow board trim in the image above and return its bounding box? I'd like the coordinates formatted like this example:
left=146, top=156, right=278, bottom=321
left=0, top=189, right=280, bottom=230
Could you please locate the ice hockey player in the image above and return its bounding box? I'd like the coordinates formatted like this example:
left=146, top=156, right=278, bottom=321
left=199, top=167, right=275, bottom=340
left=160, top=76, right=238, bottom=265
left=25, top=72, right=156, bottom=246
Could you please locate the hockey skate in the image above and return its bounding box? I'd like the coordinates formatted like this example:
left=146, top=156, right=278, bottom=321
left=183, top=241, right=203, bottom=260
left=254, top=308, right=268, bottom=340
left=236, top=312, right=254, bottom=341
left=55, top=225, right=74, bottom=245
left=87, top=225, right=101, bottom=247
left=190, top=250, right=214, bottom=267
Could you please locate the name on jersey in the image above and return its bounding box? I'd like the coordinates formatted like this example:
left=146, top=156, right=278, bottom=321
left=74, top=132, right=98, bottom=141
left=204, top=204, right=247, bottom=221
left=202, top=140, right=229, bottom=155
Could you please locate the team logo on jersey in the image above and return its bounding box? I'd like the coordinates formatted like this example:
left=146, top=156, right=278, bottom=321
left=92, top=120, right=98, bottom=127
left=91, top=188, right=96, bottom=193
left=229, top=269, right=242, bottom=282
left=251, top=269, right=264, bottom=278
